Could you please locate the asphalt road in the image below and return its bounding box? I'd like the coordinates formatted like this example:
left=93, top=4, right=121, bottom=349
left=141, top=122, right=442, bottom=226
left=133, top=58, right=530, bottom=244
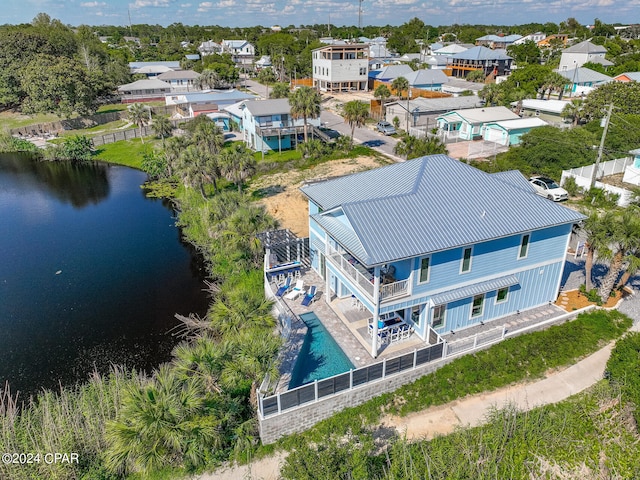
left=242, top=78, right=403, bottom=162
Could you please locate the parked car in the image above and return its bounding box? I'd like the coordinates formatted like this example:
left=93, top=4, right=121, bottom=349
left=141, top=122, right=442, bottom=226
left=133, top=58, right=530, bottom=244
left=529, top=176, right=569, bottom=202
left=376, top=121, right=396, bottom=135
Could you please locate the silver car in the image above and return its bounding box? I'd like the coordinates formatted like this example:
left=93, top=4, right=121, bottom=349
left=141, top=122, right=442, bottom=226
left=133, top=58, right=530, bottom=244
left=529, top=176, right=569, bottom=201
left=376, top=121, right=396, bottom=135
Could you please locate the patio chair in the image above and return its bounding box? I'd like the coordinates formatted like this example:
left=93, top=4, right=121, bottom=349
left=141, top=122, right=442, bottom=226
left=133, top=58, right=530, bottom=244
left=301, top=285, right=317, bottom=306
left=284, top=279, right=305, bottom=300
left=275, top=276, right=292, bottom=297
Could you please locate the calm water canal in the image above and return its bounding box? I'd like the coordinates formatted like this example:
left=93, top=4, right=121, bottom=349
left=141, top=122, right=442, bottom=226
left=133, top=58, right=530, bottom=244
left=0, top=153, right=209, bottom=396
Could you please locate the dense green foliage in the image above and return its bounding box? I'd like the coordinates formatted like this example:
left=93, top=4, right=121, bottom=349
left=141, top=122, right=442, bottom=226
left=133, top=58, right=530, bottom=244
left=607, top=332, right=640, bottom=424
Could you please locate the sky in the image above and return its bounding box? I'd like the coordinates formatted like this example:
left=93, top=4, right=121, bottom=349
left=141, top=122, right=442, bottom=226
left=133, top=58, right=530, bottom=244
left=4, top=0, right=638, bottom=28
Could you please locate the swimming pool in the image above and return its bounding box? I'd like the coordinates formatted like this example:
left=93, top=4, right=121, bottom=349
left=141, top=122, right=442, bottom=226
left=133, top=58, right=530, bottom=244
left=288, top=312, right=355, bottom=389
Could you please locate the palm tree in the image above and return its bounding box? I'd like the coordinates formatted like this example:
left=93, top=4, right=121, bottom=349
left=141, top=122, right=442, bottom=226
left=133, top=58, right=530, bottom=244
left=289, top=86, right=321, bottom=143
left=271, top=82, right=290, bottom=99
left=163, top=135, right=189, bottom=178
left=598, top=207, right=640, bottom=300
left=391, top=76, right=409, bottom=100
left=342, top=100, right=369, bottom=148
left=373, top=84, right=391, bottom=118
left=178, top=145, right=214, bottom=198
left=192, top=120, right=224, bottom=192
left=104, top=365, right=218, bottom=476
left=257, top=68, right=277, bottom=99
left=152, top=114, right=173, bottom=149
left=562, top=99, right=584, bottom=126
left=581, top=210, right=613, bottom=292
left=127, top=103, right=149, bottom=143
left=394, top=133, right=447, bottom=159
left=219, top=143, right=257, bottom=193
left=196, top=69, right=219, bottom=90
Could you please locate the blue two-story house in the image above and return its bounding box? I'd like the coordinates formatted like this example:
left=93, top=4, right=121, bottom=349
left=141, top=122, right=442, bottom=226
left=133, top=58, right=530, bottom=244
left=242, top=98, right=322, bottom=152
left=300, top=155, right=585, bottom=357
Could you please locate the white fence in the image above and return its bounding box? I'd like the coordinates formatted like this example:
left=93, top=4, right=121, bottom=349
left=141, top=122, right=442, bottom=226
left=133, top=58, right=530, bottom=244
left=561, top=157, right=634, bottom=206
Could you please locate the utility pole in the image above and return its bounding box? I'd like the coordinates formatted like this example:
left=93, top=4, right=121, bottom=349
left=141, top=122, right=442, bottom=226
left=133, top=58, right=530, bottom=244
left=590, top=103, right=613, bottom=189
left=358, top=0, right=363, bottom=30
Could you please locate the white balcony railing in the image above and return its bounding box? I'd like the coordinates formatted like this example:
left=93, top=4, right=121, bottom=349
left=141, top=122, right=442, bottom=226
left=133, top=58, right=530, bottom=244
left=380, top=279, right=409, bottom=301
left=325, top=245, right=409, bottom=302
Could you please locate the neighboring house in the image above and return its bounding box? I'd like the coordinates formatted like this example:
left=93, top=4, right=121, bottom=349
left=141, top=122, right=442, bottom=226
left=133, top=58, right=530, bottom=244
left=118, top=79, right=172, bottom=103
left=447, top=46, right=513, bottom=78
left=404, top=69, right=449, bottom=90
left=241, top=98, right=322, bottom=152
left=156, top=70, right=201, bottom=92
left=613, top=72, right=640, bottom=82
left=436, top=106, right=520, bottom=140
left=441, top=78, right=485, bottom=95
left=423, top=55, right=449, bottom=70
left=475, top=34, right=522, bottom=49
left=369, top=64, right=413, bottom=82
left=370, top=43, right=394, bottom=59
left=301, top=155, right=584, bottom=357
left=431, top=43, right=469, bottom=56
left=185, top=54, right=201, bottom=62
left=198, top=40, right=223, bottom=56
left=537, top=34, right=569, bottom=49
left=398, top=53, right=424, bottom=64
left=221, top=39, right=256, bottom=66
left=385, top=95, right=482, bottom=130
left=556, top=67, right=612, bottom=96
left=622, top=148, right=640, bottom=186
left=515, top=99, right=572, bottom=124
left=129, top=61, right=181, bottom=77
left=165, top=90, right=256, bottom=118
left=312, top=43, right=369, bottom=92
left=255, top=55, right=272, bottom=70
left=482, top=117, right=548, bottom=145
left=513, top=32, right=546, bottom=45
left=558, top=40, right=612, bottom=71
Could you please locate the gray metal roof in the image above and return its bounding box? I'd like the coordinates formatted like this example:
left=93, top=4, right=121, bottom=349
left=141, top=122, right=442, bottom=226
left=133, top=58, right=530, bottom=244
left=404, top=69, right=449, bottom=86
left=243, top=98, right=291, bottom=116
left=490, top=170, right=537, bottom=193
left=386, top=95, right=481, bottom=113
left=301, top=155, right=585, bottom=266
left=557, top=67, right=612, bottom=84
left=450, top=46, right=512, bottom=61
left=430, top=274, right=519, bottom=305
left=563, top=40, right=607, bottom=54
left=157, top=70, right=200, bottom=80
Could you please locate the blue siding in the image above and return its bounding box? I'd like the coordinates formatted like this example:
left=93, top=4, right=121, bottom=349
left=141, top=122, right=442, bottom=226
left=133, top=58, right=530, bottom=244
left=411, top=224, right=570, bottom=295
left=309, top=201, right=320, bottom=215
left=327, top=263, right=374, bottom=312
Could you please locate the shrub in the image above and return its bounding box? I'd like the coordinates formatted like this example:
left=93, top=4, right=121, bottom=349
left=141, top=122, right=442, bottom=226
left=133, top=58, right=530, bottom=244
left=606, top=332, right=640, bottom=425
left=562, top=176, right=580, bottom=196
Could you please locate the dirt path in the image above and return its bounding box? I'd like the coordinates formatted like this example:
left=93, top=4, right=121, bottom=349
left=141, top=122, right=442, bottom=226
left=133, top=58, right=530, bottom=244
left=251, top=156, right=386, bottom=237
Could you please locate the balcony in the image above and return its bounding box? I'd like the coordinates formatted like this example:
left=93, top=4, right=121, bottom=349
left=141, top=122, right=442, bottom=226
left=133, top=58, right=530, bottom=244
left=256, top=124, right=305, bottom=137
left=325, top=244, right=409, bottom=303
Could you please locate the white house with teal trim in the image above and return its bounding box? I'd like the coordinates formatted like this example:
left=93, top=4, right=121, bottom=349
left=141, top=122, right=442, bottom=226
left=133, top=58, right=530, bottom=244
left=300, top=156, right=585, bottom=357
left=436, top=106, right=520, bottom=141
left=482, top=117, right=547, bottom=146
left=241, top=98, right=321, bottom=152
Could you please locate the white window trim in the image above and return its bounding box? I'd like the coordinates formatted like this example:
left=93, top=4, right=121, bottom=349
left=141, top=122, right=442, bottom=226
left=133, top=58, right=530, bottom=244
left=418, top=255, right=431, bottom=284
left=432, top=304, right=445, bottom=328
left=460, top=246, right=473, bottom=274
left=495, top=287, right=509, bottom=305
left=518, top=233, right=531, bottom=260
left=470, top=294, right=485, bottom=319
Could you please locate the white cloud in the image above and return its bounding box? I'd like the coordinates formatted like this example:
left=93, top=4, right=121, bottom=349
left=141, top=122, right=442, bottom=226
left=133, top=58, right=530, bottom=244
left=80, top=1, right=106, bottom=7
left=129, top=0, right=171, bottom=9
left=217, top=0, right=235, bottom=6
left=180, top=2, right=192, bottom=6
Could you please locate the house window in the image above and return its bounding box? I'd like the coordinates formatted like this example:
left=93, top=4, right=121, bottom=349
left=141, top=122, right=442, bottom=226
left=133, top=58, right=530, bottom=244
left=471, top=294, right=485, bottom=318
left=432, top=305, right=445, bottom=328
left=496, top=287, right=509, bottom=304
left=518, top=234, right=530, bottom=259
left=419, top=256, right=431, bottom=283
left=359, top=67, right=366, bottom=75
left=461, top=247, right=473, bottom=273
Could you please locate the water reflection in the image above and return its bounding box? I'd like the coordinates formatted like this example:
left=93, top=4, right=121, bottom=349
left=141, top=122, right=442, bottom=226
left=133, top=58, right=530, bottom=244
left=0, top=153, right=109, bottom=208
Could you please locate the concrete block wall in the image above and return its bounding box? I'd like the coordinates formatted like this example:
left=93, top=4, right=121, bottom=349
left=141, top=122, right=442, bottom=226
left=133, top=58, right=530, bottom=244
left=259, top=354, right=458, bottom=444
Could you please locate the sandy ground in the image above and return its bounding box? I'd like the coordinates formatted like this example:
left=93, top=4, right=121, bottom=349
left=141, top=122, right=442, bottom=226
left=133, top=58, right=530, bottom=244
left=251, top=156, right=385, bottom=237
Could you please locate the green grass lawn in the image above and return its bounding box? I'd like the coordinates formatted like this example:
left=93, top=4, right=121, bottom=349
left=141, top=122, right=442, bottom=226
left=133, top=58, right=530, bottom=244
left=0, top=111, right=62, bottom=130
left=92, top=138, right=159, bottom=169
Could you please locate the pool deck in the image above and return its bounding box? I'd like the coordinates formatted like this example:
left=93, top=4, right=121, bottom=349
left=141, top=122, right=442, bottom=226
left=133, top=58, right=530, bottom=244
left=270, top=266, right=570, bottom=393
